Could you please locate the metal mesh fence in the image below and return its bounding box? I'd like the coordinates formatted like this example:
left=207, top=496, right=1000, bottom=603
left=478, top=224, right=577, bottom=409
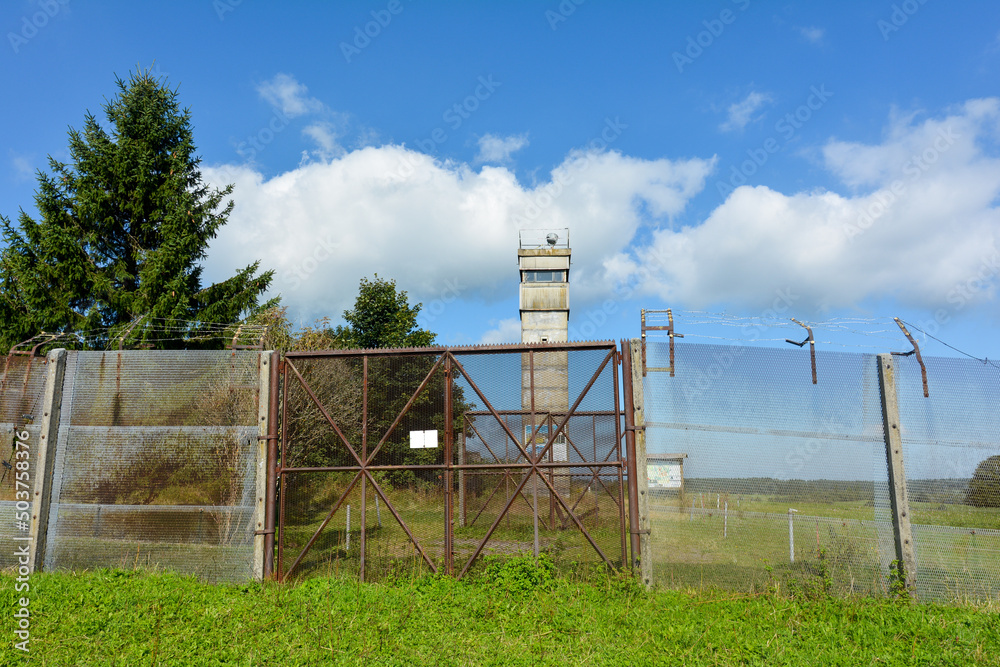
left=0, top=355, right=49, bottom=569
left=643, top=341, right=894, bottom=597
left=893, top=354, right=1000, bottom=603
left=278, top=344, right=626, bottom=583
left=42, top=350, right=262, bottom=582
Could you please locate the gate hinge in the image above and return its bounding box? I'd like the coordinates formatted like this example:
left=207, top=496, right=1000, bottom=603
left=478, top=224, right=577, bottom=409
left=624, top=426, right=645, bottom=432
left=254, top=529, right=276, bottom=536
left=630, top=529, right=651, bottom=536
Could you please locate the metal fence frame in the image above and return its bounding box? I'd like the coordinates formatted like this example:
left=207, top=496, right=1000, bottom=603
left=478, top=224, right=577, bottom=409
left=273, top=341, right=631, bottom=582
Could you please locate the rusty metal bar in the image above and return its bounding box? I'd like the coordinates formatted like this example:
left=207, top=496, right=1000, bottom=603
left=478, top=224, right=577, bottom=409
left=277, top=359, right=290, bottom=580
left=612, top=346, right=627, bottom=565
left=893, top=318, right=929, bottom=397
left=787, top=318, right=817, bottom=385
left=364, top=471, right=439, bottom=574
left=621, top=340, right=641, bottom=570
left=448, top=354, right=532, bottom=462
left=641, top=309, right=683, bottom=376
left=360, top=355, right=368, bottom=582
left=284, top=358, right=364, bottom=467
left=282, top=470, right=364, bottom=581
left=278, top=461, right=623, bottom=474
left=366, top=354, right=444, bottom=465
left=285, top=340, right=617, bottom=359
left=444, top=354, right=454, bottom=575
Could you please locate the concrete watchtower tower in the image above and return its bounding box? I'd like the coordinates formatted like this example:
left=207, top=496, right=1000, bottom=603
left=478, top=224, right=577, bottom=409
left=518, top=229, right=570, bottom=345
left=518, top=229, right=570, bottom=487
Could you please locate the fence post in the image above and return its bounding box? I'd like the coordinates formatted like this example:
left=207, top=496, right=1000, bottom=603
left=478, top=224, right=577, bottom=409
left=29, top=348, right=67, bottom=573
left=877, top=353, right=917, bottom=593
left=253, top=351, right=274, bottom=582
left=627, top=340, right=652, bottom=589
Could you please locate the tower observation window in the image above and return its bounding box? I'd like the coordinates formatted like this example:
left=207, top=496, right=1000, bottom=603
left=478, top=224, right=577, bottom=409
left=523, top=270, right=566, bottom=282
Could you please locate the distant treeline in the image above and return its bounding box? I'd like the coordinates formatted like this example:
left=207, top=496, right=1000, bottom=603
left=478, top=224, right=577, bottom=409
left=681, top=477, right=973, bottom=505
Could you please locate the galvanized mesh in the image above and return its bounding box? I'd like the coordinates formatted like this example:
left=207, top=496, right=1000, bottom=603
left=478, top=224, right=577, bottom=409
left=893, top=354, right=1000, bottom=603
left=643, top=341, right=893, bottom=596
left=0, top=355, right=49, bottom=569
left=278, top=344, right=626, bottom=582
left=43, top=350, right=262, bottom=582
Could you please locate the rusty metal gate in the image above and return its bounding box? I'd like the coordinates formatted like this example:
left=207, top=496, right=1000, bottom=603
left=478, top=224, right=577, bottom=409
left=268, top=341, right=631, bottom=582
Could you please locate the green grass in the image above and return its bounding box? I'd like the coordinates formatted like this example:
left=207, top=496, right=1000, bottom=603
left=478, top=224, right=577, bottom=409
left=2, top=566, right=999, bottom=665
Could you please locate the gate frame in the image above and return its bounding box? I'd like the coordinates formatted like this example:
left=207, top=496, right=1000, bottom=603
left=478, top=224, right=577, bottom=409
left=270, top=340, right=635, bottom=582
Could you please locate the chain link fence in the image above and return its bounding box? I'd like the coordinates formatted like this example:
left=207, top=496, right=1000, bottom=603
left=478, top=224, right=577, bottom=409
left=893, top=354, right=1000, bottom=602
left=0, top=355, right=51, bottom=569
left=642, top=337, right=1000, bottom=603
left=278, top=343, right=626, bottom=583
left=40, top=350, right=264, bottom=582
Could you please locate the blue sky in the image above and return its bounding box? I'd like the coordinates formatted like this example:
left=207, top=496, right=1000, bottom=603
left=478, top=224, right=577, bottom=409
left=3, top=0, right=1000, bottom=360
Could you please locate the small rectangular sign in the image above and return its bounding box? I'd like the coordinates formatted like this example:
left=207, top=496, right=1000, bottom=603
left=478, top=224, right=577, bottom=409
left=409, top=429, right=438, bottom=449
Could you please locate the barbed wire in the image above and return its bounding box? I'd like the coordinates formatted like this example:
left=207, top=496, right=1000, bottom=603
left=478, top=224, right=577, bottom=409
left=641, top=310, right=996, bottom=358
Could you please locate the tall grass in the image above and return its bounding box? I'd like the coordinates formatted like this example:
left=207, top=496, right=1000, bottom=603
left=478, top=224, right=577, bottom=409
left=2, top=563, right=998, bottom=665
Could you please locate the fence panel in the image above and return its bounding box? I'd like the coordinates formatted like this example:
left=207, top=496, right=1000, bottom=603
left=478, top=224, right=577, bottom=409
left=42, top=350, right=262, bottom=582
left=894, top=354, right=1000, bottom=602
left=0, top=355, right=50, bottom=569
left=277, top=343, right=627, bottom=583
left=643, top=341, right=894, bottom=596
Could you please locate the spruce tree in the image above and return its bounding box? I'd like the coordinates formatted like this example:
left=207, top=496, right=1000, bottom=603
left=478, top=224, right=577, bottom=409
left=0, top=68, right=275, bottom=350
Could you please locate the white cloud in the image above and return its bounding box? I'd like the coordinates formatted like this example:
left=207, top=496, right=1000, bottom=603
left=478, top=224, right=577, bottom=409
left=719, top=91, right=773, bottom=133
left=301, top=121, right=344, bottom=160
left=256, top=73, right=324, bottom=118
left=203, top=146, right=714, bottom=323
left=621, top=99, right=1000, bottom=313
left=797, top=26, right=824, bottom=44
left=479, top=318, right=522, bottom=344
left=8, top=150, right=34, bottom=181
left=204, top=99, right=1000, bottom=327
left=475, top=133, right=529, bottom=163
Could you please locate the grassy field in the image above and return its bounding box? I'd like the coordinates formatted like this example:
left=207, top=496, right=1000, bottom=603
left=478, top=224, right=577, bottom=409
left=649, top=499, right=1000, bottom=604
left=2, top=563, right=999, bottom=665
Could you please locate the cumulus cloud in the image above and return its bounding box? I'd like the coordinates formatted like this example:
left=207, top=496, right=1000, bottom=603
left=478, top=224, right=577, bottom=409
left=719, top=91, right=773, bottom=132
left=475, top=133, right=529, bottom=163
left=618, top=99, right=1000, bottom=313
left=797, top=26, right=824, bottom=44
left=204, top=98, right=1000, bottom=328
left=256, top=73, right=324, bottom=118
left=479, top=318, right=522, bottom=344
left=203, top=146, right=714, bottom=323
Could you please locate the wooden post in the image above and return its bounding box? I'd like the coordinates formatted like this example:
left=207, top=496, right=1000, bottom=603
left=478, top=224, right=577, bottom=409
left=877, top=353, right=917, bottom=593
left=628, top=340, right=652, bottom=589
left=29, top=349, right=67, bottom=573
